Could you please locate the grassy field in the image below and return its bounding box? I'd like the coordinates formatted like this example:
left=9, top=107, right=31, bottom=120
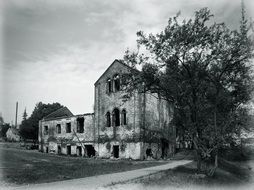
left=109, top=150, right=254, bottom=190
left=0, top=143, right=166, bottom=185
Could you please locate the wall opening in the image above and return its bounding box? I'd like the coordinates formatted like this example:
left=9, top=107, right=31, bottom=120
left=46, top=146, right=49, bottom=153
left=106, top=112, right=111, bottom=127
left=106, top=78, right=112, bottom=94
left=85, top=145, right=95, bottom=157
left=67, top=145, right=71, bottom=155
left=66, top=123, right=71, bottom=133
left=113, top=145, right=119, bottom=158
left=56, top=124, right=61, bottom=134
left=77, top=117, right=84, bottom=133
left=121, top=109, right=127, bottom=125
left=112, top=108, right=120, bottom=127
left=76, top=146, right=82, bottom=156
left=113, top=74, right=120, bottom=92
left=44, top=126, right=48, bottom=135
left=57, top=145, right=61, bottom=154
left=146, top=148, right=152, bottom=157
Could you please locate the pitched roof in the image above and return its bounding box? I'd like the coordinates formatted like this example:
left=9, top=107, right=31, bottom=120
left=43, top=107, right=73, bottom=120
left=7, top=127, right=19, bottom=135
left=94, top=59, right=138, bottom=85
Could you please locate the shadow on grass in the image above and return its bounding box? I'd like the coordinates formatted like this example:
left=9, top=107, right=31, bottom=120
left=140, top=159, right=254, bottom=188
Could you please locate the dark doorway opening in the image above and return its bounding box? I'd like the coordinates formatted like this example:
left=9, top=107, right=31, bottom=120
left=161, top=138, right=169, bottom=158
left=85, top=145, right=95, bottom=157
left=46, top=146, right=49, bottom=153
left=146, top=148, right=152, bottom=157
left=57, top=145, right=61, bottom=154
left=113, top=145, right=119, bottom=158
left=67, top=145, right=71, bottom=155
left=76, top=146, right=82, bottom=156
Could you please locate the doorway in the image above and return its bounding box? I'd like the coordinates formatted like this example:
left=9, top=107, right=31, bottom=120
left=85, top=145, right=95, bottom=157
left=76, top=146, right=82, bottom=156
left=67, top=145, right=71, bottom=155
left=57, top=145, right=61, bottom=154
left=113, top=145, right=119, bottom=158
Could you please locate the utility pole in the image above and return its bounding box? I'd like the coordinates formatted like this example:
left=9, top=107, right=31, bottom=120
left=15, top=101, right=18, bottom=128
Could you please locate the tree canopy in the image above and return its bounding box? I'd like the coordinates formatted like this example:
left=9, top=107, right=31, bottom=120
left=122, top=7, right=254, bottom=175
left=19, top=102, right=64, bottom=140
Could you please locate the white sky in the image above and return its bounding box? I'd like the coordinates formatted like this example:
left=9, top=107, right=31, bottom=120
left=0, top=0, right=253, bottom=124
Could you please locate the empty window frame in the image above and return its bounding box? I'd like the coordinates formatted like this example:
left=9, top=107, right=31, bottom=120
left=77, top=117, right=84, bottom=133
left=106, top=78, right=112, bottom=94
left=121, top=109, right=127, bottom=125
left=44, top=126, right=49, bottom=135
left=113, top=74, right=120, bottom=92
left=56, top=124, right=61, bottom=134
left=66, top=122, right=71, bottom=133
left=112, top=108, right=120, bottom=127
left=106, top=111, right=111, bottom=127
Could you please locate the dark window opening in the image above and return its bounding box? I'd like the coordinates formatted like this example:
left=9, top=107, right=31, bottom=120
left=85, top=145, right=95, bottom=157
left=67, top=145, right=71, bottom=155
left=46, top=146, right=49, bottom=153
left=106, top=112, right=111, bottom=127
left=112, top=108, right=120, bottom=127
left=113, top=145, right=119, bottom=158
left=76, top=146, right=82, bottom=156
left=106, top=79, right=112, bottom=94
left=113, top=74, right=120, bottom=92
left=121, top=109, right=127, bottom=125
left=56, top=124, right=61, bottom=134
left=66, top=123, right=71, bottom=133
left=77, top=117, right=84, bottom=133
left=44, top=126, right=48, bottom=135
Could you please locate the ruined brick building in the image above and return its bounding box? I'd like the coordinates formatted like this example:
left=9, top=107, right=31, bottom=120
left=39, top=60, right=175, bottom=159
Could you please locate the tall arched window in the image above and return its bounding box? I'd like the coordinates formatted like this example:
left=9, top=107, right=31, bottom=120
left=121, top=109, right=127, bottom=125
left=106, top=78, right=112, bottom=94
left=106, top=112, right=111, bottom=127
left=113, top=74, right=120, bottom=92
left=112, top=108, right=120, bottom=127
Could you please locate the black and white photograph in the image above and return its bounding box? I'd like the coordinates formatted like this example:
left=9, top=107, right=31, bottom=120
left=0, top=0, right=254, bottom=189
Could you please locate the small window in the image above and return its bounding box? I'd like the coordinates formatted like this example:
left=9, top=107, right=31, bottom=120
left=121, top=109, right=127, bottom=125
left=113, top=74, right=120, bottom=92
left=106, top=112, right=111, bottom=127
left=77, top=117, right=84, bottom=133
left=66, top=123, right=71, bottom=133
left=44, top=126, right=48, bottom=135
left=106, top=79, right=112, bottom=94
left=56, top=124, right=61, bottom=134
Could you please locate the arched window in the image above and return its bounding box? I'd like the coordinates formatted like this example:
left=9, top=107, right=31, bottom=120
left=121, top=109, right=127, bottom=125
left=113, top=74, right=120, bottom=92
left=106, top=112, right=111, bottom=127
left=106, top=78, right=112, bottom=94
left=112, top=108, right=120, bottom=127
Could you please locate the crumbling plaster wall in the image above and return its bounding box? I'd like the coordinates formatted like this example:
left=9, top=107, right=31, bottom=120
left=94, top=62, right=142, bottom=143
left=40, top=114, right=94, bottom=154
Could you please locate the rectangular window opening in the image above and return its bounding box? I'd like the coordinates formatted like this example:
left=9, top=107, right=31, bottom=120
left=77, top=117, right=84, bottom=133
left=66, top=123, right=71, bottom=133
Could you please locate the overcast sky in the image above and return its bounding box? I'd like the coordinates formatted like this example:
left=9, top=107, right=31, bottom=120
left=1, top=0, right=253, bottom=124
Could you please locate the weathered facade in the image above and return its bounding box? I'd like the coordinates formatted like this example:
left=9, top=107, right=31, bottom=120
left=39, top=60, right=175, bottom=159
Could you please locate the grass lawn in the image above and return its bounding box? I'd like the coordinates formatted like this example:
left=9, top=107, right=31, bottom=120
left=125, top=159, right=254, bottom=190
left=0, top=143, right=166, bottom=185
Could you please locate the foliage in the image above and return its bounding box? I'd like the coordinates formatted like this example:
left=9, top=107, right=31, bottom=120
left=19, top=102, right=63, bottom=140
left=0, top=123, right=11, bottom=137
left=122, top=7, right=254, bottom=175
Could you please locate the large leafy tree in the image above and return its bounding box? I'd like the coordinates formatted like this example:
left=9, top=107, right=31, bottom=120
left=122, top=7, right=253, bottom=175
left=19, top=102, right=63, bottom=140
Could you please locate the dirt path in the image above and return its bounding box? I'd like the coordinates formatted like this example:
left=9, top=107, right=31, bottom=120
left=4, top=160, right=192, bottom=190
